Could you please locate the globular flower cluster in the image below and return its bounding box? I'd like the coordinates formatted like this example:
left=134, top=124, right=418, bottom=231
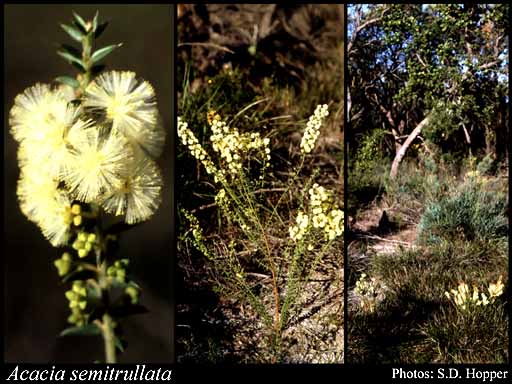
left=209, top=113, right=271, bottom=176
left=289, top=183, right=343, bottom=242
left=10, top=71, right=164, bottom=247
left=354, top=273, right=386, bottom=314
left=444, top=276, right=504, bottom=311
left=84, top=71, right=165, bottom=158
left=300, top=104, right=329, bottom=154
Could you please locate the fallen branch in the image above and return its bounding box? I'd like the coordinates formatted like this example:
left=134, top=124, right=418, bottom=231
left=177, top=42, right=234, bottom=54
left=360, top=234, right=413, bottom=246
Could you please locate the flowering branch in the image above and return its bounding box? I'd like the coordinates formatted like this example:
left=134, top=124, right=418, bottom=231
left=179, top=103, right=343, bottom=361
left=10, top=11, right=164, bottom=363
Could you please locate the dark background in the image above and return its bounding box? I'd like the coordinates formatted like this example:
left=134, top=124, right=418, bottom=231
left=4, top=4, right=174, bottom=362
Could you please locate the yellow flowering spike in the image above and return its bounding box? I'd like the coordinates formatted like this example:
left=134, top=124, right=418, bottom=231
left=300, top=104, right=329, bottom=154
left=178, top=117, right=224, bottom=182
left=488, top=275, right=504, bottom=300
left=307, top=183, right=343, bottom=240
left=207, top=113, right=271, bottom=175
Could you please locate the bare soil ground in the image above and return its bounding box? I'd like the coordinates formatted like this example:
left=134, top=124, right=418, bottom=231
left=347, top=202, right=419, bottom=309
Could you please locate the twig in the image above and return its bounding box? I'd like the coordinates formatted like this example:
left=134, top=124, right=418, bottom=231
left=246, top=272, right=271, bottom=279
left=231, top=98, right=270, bottom=123
left=360, top=234, right=413, bottom=246
left=177, top=42, right=234, bottom=54
left=190, top=188, right=287, bottom=213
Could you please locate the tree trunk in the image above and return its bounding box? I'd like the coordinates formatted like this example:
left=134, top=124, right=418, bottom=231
left=485, top=126, right=496, bottom=157
left=389, top=115, right=431, bottom=180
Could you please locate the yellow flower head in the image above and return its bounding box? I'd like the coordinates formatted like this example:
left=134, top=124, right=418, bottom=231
left=19, top=113, right=93, bottom=180
left=101, top=156, right=163, bottom=224
left=38, top=193, right=74, bottom=247
left=207, top=110, right=217, bottom=125
left=17, top=164, right=73, bottom=246
left=17, top=164, right=60, bottom=224
left=84, top=71, right=163, bottom=157
left=9, top=84, right=68, bottom=143
left=121, top=114, right=166, bottom=159
left=63, top=127, right=133, bottom=203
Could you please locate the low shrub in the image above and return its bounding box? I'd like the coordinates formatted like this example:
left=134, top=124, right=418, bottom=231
left=418, top=178, right=508, bottom=244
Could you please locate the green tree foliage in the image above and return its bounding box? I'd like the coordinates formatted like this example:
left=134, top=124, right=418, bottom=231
left=349, top=4, right=509, bottom=176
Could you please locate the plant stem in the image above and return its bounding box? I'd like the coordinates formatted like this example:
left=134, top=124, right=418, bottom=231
left=65, top=16, right=119, bottom=364
left=95, top=212, right=118, bottom=364
left=77, top=32, right=94, bottom=96
left=102, top=313, right=117, bottom=363
left=96, top=251, right=117, bottom=364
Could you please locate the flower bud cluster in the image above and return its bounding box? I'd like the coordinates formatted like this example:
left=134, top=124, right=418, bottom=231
left=54, top=252, right=73, bottom=277
left=125, top=284, right=140, bottom=305
left=107, top=259, right=130, bottom=283
left=65, top=281, right=88, bottom=325
left=72, top=231, right=97, bottom=258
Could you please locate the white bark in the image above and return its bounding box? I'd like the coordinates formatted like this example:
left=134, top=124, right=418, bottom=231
left=389, top=115, right=431, bottom=180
